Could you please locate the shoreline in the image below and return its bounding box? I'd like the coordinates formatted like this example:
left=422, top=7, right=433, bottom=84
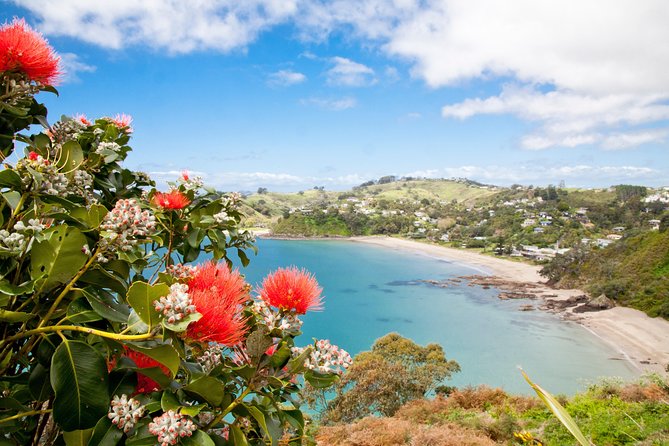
left=345, top=235, right=669, bottom=376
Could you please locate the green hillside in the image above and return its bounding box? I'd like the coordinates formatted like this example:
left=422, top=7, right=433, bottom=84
left=542, top=229, right=669, bottom=317
left=358, top=179, right=498, bottom=203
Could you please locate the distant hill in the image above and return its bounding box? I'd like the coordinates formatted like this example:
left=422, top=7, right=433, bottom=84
left=242, top=178, right=500, bottom=228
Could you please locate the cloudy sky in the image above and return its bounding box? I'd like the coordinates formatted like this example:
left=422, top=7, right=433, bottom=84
left=4, top=1, right=668, bottom=191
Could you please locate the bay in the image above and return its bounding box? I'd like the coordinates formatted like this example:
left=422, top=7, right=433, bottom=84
left=237, top=238, right=637, bottom=394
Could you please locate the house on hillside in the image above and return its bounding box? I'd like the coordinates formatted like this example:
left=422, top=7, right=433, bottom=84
left=596, top=238, right=613, bottom=248
left=649, top=219, right=661, bottom=230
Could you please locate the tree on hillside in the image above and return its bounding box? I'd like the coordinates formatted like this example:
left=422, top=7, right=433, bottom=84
left=311, top=333, right=460, bottom=423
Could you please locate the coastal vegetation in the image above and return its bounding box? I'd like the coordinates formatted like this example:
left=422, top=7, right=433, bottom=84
left=315, top=376, right=669, bottom=445
left=308, top=333, right=669, bottom=445
left=243, top=177, right=669, bottom=320
left=0, top=21, right=349, bottom=445
left=541, top=230, right=669, bottom=318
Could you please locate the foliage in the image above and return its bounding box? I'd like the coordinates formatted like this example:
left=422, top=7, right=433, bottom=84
left=522, top=370, right=591, bottom=446
left=542, top=230, right=669, bottom=318
left=317, top=377, right=669, bottom=445
left=312, top=333, right=460, bottom=423
left=0, top=24, right=349, bottom=445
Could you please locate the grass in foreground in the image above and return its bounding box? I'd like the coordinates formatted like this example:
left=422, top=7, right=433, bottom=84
left=315, top=377, right=669, bottom=445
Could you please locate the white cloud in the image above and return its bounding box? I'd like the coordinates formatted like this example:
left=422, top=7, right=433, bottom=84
left=300, top=96, right=357, bottom=111
left=59, top=53, right=96, bottom=83
left=442, top=85, right=669, bottom=150
left=419, top=164, right=660, bottom=186
left=601, top=129, right=669, bottom=151
left=268, top=69, right=306, bottom=86
left=326, top=57, right=376, bottom=87
left=298, top=0, right=669, bottom=150
left=17, top=0, right=298, bottom=53
left=17, top=0, right=669, bottom=149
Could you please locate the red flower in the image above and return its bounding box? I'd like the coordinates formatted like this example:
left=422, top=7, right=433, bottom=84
left=110, top=113, right=133, bottom=133
left=123, top=349, right=170, bottom=394
left=259, top=267, right=323, bottom=314
left=181, top=170, right=190, bottom=181
left=185, top=262, right=249, bottom=346
left=153, top=190, right=190, bottom=210
left=74, top=113, right=91, bottom=126
left=28, top=151, right=38, bottom=161
left=0, top=19, right=60, bottom=85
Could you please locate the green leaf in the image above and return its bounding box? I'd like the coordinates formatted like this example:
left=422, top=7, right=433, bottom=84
left=181, top=430, right=215, bottom=446
left=230, top=425, right=249, bottom=446
left=521, top=370, right=592, bottom=446
left=283, top=409, right=304, bottom=435
left=0, top=308, right=34, bottom=322
left=30, top=225, right=88, bottom=294
left=304, top=370, right=339, bottom=389
left=247, top=406, right=272, bottom=443
left=287, top=346, right=312, bottom=374
left=126, top=309, right=149, bottom=334
left=0, top=169, right=23, bottom=189
left=57, top=141, right=84, bottom=172
left=50, top=340, right=110, bottom=431
left=179, top=403, right=207, bottom=417
left=80, top=266, right=128, bottom=295
left=183, top=376, right=225, bottom=406
left=33, top=132, right=51, bottom=149
left=269, top=343, right=291, bottom=369
left=124, top=420, right=155, bottom=446
left=29, top=363, right=53, bottom=401
left=108, top=369, right=137, bottom=398
left=162, top=312, right=201, bottom=333
left=63, top=428, right=94, bottom=446
left=125, top=344, right=179, bottom=378
left=87, top=416, right=123, bottom=446
left=0, top=278, right=35, bottom=297
left=160, top=390, right=180, bottom=412
left=71, top=204, right=108, bottom=229
left=82, top=287, right=130, bottom=323
left=67, top=297, right=102, bottom=323
left=246, top=329, right=272, bottom=364
left=2, top=191, right=22, bottom=210
left=237, top=249, right=250, bottom=267
left=126, top=281, right=168, bottom=329
left=0, top=101, right=28, bottom=116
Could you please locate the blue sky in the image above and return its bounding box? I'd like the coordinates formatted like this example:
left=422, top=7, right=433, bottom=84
left=3, top=1, right=668, bottom=191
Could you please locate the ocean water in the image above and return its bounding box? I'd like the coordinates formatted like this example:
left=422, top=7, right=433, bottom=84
left=236, top=238, right=637, bottom=395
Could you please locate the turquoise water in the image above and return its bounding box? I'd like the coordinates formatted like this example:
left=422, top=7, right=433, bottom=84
left=236, top=239, right=637, bottom=395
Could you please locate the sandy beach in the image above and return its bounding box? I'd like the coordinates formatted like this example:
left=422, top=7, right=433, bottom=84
left=350, top=235, right=669, bottom=376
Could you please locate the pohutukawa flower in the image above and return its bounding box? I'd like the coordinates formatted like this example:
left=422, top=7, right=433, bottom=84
left=109, top=113, right=133, bottom=133
left=74, top=113, right=91, bottom=126
left=148, top=410, right=197, bottom=446
left=291, top=339, right=351, bottom=375
left=123, top=349, right=170, bottom=394
left=108, top=394, right=144, bottom=433
left=185, top=261, right=249, bottom=346
left=154, top=283, right=197, bottom=323
left=0, top=19, right=61, bottom=85
left=259, top=267, right=323, bottom=314
left=166, top=263, right=198, bottom=280
left=153, top=190, right=190, bottom=210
